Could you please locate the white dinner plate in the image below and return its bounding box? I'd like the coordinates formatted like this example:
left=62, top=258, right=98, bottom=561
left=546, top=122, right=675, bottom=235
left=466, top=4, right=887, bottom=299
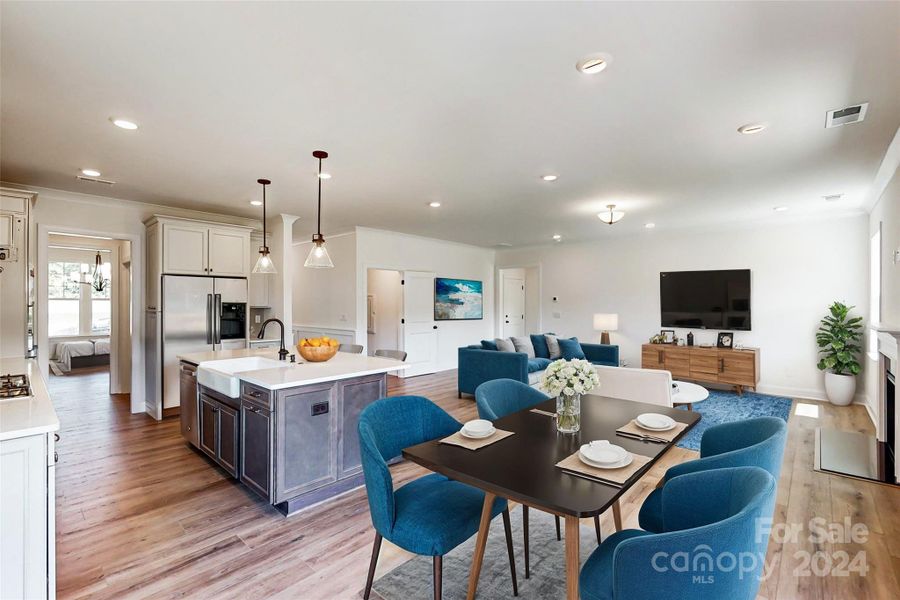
left=579, top=450, right=633, bottom=470
left=460, top=426, right=496, bottom=439
left=580, top=441, right=628, bottom=465
left=635, top=413, right=676, bottom=431
left=463, top=419, right=494, bottom=435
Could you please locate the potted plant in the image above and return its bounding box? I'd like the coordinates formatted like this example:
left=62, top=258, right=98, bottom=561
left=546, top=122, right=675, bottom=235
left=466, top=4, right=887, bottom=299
left=816, top=301, right=863, bottom=406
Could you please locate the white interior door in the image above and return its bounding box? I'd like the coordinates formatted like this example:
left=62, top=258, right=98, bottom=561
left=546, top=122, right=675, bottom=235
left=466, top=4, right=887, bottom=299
left=502, top=275, right=526, bottom=338
left=401, top=271, right=437, bottom=377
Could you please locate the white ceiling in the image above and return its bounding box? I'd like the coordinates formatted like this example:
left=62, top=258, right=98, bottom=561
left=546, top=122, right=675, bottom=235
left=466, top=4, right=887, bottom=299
left=2, top=2, right=898, bottom=247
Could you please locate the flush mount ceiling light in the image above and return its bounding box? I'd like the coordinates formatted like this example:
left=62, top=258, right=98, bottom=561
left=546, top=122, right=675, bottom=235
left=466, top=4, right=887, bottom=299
left=773, top=206, right=789, bottom=212
left=252, top=179, right=276, bottom=274
left=738, top=123, right=766, bottom=135
left=541, top=174, right=559, bottom=182
left=552, top=234, right=562, bottom=241
left=110, top=118, right=138, bottom=130
left=576, top=53, right=610, bottom=74
left=81, top=168, right=101, bottom=177
left=644, top=223, right=656, bottom=229
left=597, top=204, right=625, bottom=225
left=304, top=150, right=334, bottom=269
left=250, top=200, right=263, bottom=206
left=428, top=201, right=441, bottom=208
left=318, top=172, right=332, bottom=180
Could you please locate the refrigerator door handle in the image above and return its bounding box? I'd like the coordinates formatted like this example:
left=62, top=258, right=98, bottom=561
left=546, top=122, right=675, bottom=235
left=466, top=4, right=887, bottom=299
left=214, top=294, right=222, bottom=344
left=206, top=293, right=214, bottom=344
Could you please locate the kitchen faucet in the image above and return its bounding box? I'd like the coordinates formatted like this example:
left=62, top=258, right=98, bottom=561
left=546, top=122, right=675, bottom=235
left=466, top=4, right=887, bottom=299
left=258, top=318, right=290, bottom=361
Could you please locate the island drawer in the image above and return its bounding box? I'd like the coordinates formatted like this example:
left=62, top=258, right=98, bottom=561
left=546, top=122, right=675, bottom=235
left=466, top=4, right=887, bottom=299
left=241, top=382, right=272, bottom=410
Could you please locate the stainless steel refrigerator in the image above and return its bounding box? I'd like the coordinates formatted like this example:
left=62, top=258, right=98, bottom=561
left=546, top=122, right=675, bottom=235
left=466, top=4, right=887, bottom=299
left=161, top=275, right=248, bottom=410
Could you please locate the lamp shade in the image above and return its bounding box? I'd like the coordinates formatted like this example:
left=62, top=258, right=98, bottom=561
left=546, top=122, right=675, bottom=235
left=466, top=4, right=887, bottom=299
left=593, top=313, right=618, bottom=331
left=304, top=241, right=334, bottom=268
left=252, top=252, right=277, bottom=274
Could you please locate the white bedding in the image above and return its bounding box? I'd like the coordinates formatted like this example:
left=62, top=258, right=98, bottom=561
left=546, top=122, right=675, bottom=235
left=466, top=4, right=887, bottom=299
left=92, top=338, right=110, bottom=355
left=54, top=338, right=110, bottom=372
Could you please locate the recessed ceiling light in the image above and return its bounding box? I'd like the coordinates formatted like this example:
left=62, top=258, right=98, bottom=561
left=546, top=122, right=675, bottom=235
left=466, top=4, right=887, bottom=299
left=576, top=54, right=610, bottom=74
left=250, top=200, right=263, bottom=206
left=428, top=201, right=441, bottom=208
left=823, top=194, right=843, bottom=202
left=110, top=118, right=138, bottom=130
left=81, top=168, right=101, bottom=177
left=644, top=223, right=656, bottom=229
left=541, top=174, right=559, bottom=182
left=738, top=123, right=766, bottom=135
left=495, top=242, right=512, bottom=248
left=774, top=206, right=789, bottom=212
left=552, top=234, right=562, bottom=241
left=318, top=173, right=332, bottom=180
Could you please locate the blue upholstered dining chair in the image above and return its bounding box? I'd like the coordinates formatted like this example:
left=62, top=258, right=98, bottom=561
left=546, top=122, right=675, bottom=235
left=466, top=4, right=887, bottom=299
left=358, top=395, right=519, bottom=600
left=580, top=467, right=777, bottom=600
left=639, top=416, right=787, bottom=534
left=476, top=379, right=605, bottom=577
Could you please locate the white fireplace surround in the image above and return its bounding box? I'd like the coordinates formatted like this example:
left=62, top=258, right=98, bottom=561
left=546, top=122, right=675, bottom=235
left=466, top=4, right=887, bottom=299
left=875, top=325, right=899, bottom=483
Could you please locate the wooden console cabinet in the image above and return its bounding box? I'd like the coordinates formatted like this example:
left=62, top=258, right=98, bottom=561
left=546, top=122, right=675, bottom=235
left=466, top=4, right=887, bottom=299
left=641, top=344, right=759, bottom=394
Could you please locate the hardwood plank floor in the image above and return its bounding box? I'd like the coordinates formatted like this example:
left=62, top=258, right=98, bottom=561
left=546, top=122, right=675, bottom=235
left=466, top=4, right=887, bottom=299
left=49, top=368, right=899, bottom=599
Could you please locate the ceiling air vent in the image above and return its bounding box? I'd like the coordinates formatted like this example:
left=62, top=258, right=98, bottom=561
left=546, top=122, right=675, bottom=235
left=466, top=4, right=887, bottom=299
left=76, top=175, right=116, bottom=185
left=825, top=103, right=868, bottom=128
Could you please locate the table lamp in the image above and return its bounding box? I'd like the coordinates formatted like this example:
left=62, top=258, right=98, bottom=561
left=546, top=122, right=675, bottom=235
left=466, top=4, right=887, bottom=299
left=593, top=313, right=618, bottom=345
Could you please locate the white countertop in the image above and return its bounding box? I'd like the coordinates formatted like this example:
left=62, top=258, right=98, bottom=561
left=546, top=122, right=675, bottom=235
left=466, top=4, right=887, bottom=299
left=178, top=347, right=410, bottom=391
left=0, top=357, right=60, bottom=441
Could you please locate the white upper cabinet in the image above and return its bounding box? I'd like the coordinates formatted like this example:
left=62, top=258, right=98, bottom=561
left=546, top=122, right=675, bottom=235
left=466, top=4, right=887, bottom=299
left=163, top=222, right=208, bottom=275
left=145, top=217, right=252, bottom=295
left=208, top=227, right=248, bottom=277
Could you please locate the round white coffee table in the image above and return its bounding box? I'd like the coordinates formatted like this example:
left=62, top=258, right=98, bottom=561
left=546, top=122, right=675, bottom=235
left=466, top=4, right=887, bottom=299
left=672, top=380, right=709, bottom=411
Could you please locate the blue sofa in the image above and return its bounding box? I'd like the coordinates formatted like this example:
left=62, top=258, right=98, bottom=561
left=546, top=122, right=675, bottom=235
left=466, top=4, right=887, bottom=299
left=457, top=334, right=619, bottom=397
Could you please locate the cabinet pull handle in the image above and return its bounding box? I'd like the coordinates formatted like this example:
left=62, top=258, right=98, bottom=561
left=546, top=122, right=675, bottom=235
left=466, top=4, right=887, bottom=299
left=54, top=452, right=59, bottom=463
left=249, top=391, right=261, bottom=397
left=658, top=350, right=663, bottom=362
left=54, top=433, right=60, bottom=442
left=719, top=358, right=725, bottom=373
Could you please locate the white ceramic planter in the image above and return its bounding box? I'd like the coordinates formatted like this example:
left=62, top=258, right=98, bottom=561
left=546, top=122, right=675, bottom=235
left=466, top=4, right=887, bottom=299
left=824, top=372, right=856, bottom=406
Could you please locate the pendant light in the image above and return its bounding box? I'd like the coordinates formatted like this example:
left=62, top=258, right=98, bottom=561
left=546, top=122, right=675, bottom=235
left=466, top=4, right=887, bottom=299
left=597, top=204, right=625, bottom=225
left=304, top=150, right=334, bottom=268
left=252, top=178, right=277, bottom=274
left=72, top=251, right=111, bottom=292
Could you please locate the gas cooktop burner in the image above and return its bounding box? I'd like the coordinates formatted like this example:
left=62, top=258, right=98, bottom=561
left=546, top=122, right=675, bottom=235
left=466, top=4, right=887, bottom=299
left=0, top=373, right=32, bottom=400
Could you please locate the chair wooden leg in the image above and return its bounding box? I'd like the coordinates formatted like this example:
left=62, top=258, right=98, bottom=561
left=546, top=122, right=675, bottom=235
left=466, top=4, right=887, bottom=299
left=522, top=505, right=530, bottom=579
left=593, top=515, right=602, bottom=544
left=501, top=509, right=519, bottom=596
left=433, top=555, right=442, bottom=600
left=612, top=500, right=623, bottom=532
left=555, top=515, right=562, bottom=540
left=363, top=532, right=383, bottom=600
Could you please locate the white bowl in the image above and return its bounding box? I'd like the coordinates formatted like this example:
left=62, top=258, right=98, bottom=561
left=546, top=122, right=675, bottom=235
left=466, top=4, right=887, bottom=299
left=636, top=413, right=676, bottom=431
left=460, top=425, right=496, bottom=439
left=580, top=441, right=627, bottom=465
left=463, top=419, right=494, bottom=435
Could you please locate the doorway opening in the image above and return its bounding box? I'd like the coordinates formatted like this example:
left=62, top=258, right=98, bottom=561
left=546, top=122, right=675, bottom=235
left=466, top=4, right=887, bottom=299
left=45, top=232, right=132, bottom=406
left=498, top=266, right=540, bottom=338
left=366, top=268, right=402, bottom=357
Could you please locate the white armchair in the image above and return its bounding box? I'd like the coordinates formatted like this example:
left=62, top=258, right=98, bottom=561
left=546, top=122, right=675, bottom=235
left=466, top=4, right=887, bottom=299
left=593, top=365, right=674, bottom=407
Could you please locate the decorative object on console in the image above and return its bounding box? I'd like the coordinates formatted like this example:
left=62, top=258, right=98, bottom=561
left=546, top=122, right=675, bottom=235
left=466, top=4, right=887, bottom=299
left=252, top=179, right=276, bottom=274
left=648, top=333, right=666, bottom=344
left=304, top=150, right=334, bottom=268
left=717, top=331, right=734, bottom=348
left=815, top=301, right=862, bottom=406
left=597, top=203, right=625, bottom=225
left=434, top=277, right=483, bottom=320
left=687, top=331, right=694, bottom=346
left=540, top=358, right=599, bottom=434
left=592, top=313, right=618, bottom=345
left=660, top=329, right=675, bottom=344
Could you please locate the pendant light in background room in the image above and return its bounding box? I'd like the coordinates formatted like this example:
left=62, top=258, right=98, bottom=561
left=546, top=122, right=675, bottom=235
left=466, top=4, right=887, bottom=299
left=304, top=150, right=334, bottom=268
left=71, top=250, right=111, bottom=293
left=597, top=204, right=625, bottom=225
left=252, top=178, right=277, bottom=274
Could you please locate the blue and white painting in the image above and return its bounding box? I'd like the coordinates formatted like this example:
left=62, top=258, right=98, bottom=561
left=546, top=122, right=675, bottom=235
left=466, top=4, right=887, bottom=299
left=434, top=278, right=483, bottom=320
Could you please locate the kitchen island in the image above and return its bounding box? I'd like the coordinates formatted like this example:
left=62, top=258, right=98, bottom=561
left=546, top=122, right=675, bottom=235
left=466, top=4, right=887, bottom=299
left=177, top=349, right=408, bottom=515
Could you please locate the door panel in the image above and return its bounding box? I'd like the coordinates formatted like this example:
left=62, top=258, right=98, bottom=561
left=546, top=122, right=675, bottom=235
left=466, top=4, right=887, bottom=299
left=401, top=271, right=437, bottom=377
left=502, top=276, right=525, bottom=338
left=162, top=276, right=213, bottom=408
left=208, top=228, right=248, bottom=276
left=338, top=375, right=385, bottom=478
left=213, top=277, right=248, bottom=304
left=163, top=223, right=207, bottom=275
left=199, top=395, right=218, bottom=458
left=217, top=403, right=239, bottom=477
left=641, top=345, right=665, bottom=370
left=241, top=403, right=272, bottom=499
left=179, top=363, right=199, bottom=447
left=274, top=384, right=336, bottom=502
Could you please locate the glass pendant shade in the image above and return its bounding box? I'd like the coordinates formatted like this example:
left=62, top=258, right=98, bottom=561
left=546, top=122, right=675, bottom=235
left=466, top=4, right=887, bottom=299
left=252, top=251, right=277, bottom=274
left=304, top=239, right=334, bottom=268
left=598, top=204, right=625, bottom=225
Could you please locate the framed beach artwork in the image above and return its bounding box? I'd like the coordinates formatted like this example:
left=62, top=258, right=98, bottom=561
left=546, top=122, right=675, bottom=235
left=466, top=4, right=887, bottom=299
left=434, top=277, right=483, bottom=320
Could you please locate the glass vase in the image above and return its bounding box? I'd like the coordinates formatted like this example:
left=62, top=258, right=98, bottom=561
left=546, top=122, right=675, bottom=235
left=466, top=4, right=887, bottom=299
left=556, top=392, right=582, bottom=434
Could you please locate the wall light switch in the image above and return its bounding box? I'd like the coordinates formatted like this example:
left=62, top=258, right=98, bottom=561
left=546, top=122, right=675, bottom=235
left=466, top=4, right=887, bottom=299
left=552, top=311, right=561, bottom=319
left=254, top=315, right=261, bottom=324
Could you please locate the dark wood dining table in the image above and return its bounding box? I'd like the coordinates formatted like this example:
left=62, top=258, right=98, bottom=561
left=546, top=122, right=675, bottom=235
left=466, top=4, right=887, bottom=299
left=402, top=394, right=701, bottom=600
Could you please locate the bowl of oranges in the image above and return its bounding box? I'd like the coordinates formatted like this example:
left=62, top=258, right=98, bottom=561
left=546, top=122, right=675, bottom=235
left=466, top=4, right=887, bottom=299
left=297, top=336, right=340, bottom=362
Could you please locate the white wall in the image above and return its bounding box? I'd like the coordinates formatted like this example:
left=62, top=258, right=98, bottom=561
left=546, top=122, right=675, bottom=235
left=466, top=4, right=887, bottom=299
left=354, top=227, right=496, bottom=371
left=366, top=269, right=402, bottom=354
left=496, top=215, right=869, bottom=401
left=292, top=232, right=357, bottom=332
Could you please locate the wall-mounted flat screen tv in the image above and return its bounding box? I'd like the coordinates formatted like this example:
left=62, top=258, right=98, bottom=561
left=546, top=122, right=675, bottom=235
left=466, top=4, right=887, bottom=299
left=660, top=269, right=751, bottom=330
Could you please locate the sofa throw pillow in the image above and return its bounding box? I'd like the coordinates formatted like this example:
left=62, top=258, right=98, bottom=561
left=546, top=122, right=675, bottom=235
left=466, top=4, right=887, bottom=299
left=511, top=336, right=536, bottom=358
left=530, top=333, right=554, bottom=359
left=559, top=337, right=586, bottom=360
left=545, top=334, right=562, bottom=359
left=481, top=339, right=499, bottom=351
left=494, top=338, right=516, bottom=352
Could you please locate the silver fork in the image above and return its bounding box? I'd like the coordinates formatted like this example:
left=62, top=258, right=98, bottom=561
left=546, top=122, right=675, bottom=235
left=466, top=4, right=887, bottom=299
left=616, top=431, right=669, bottom=444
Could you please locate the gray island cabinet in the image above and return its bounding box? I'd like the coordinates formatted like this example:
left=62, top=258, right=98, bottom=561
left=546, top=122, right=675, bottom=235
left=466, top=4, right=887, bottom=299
left=178, top=350, right=405, bottom=516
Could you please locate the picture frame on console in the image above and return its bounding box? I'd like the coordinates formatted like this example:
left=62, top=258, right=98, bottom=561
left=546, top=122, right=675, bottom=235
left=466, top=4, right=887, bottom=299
left=660, top=329, right=675, bottom=344
left=717, top=332, right=734, bottom=348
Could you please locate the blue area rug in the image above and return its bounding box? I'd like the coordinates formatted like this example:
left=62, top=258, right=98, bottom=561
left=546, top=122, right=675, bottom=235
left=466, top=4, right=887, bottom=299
left=675, top=389, right=792, bottom=451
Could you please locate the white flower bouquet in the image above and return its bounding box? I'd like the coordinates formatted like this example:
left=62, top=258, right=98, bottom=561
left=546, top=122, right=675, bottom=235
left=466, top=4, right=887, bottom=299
left=540, top=359, right=600, bottom=433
